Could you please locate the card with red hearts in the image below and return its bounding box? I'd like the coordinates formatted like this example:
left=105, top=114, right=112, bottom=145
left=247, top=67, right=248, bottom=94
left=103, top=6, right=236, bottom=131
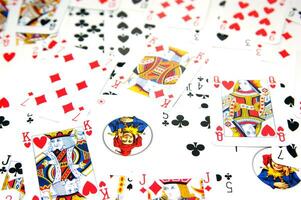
left=69, top=0, right=121, bottom=10
left=211, top=76, right=290, bottom=146
left=213, top=0, right=289, bottom=49
left=21, top=126, right=101, bottom=199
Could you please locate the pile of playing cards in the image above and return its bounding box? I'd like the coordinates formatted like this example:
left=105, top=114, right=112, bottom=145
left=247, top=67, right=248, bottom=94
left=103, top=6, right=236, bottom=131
left=0, top=0, right=301, bottom=199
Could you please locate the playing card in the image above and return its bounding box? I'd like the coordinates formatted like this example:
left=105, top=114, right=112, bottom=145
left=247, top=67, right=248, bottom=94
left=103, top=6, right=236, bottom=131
left=121, top=32, right=209, bottom=110
left=136, top=175, right=206, bottom=199
left=58, top=7, right=106, bottom=54
left=17, top=42, right=114, bottom=123
left=287, top=0, right=301, bottom=24
left=254, top=19, right=301, bottom=63
left=272, top=142, right=301, bottom=169
left=30, top=127, right=100, bottom=199
left=145, top=0, right=211, bottom=30
left=213, top=0, right=290, bottom=49
left=253, top=147, right=301, bottom=190
left=211, top=77, right=292, bottom=146
left=15, top=0, right=70, bottom=34
left=70, top=0, right=121, bottom=11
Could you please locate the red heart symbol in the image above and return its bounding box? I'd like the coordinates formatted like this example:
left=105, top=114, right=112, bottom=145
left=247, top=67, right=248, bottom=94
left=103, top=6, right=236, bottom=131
left=248, top=10, right=259, bottom=18
left=238, top=1, right=249, bottom=8
left=264, top=7, right=274, bottom=14
left=259, top=18, right=271, bottom=25
left=256, top=28, right=267, bottom=37
left=85, top=130, right=92, bottom=136
left=277, top=126, right=284, bottom=132
left=216, top=125, right=223, bottom=131
left=32, top=55, right=38, bottom=59
left=222, top=81, right=234, bottom=90
left=233, top=12, right=244, bottom=20
left=3, top=52, right=15, bottom=62
left=267, top=0, right=277, bottom=4
left=24, top=142, right=31, bottom=148
left=82, top=181, right=97, bottom=196
left=32, top=195, right=39, bottom=200
left=99, top=181, right=106, bottom=187
left=33, top=136, right=47, bottom=149
left=214, top=83, right=220, bottom=88
left=261, top=125, right=276, bottom=136
left=99, top=0, right=108, bottom=3
left=0, top=97, right=9, bottom=108
left=229, top=23, right=240, bottom=31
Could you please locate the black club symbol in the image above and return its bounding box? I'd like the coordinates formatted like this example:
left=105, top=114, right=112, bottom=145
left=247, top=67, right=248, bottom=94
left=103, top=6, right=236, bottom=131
left=75, top=19, right=89, bottom=28
left=0, top=166, right=7, bottom=174
left=225, top=173, right=232, bottom=180
left=76, top=9, right=89, bottom=17
left=187, top=91, right=194, bottom=97
left=9, top=162, right=23, bottom=177
left=171, top=115, right=189, bottom=128
left=200, top=116, right=210, bottom=129
left=162, top=120, right=169, bottom=126
left=87, top=25, right=100, bottom=33
left=0, top=116, right=10, bottom=129
left=74, top=33, right=88, bottom=42
left=187, top=142, right=205, bottom=156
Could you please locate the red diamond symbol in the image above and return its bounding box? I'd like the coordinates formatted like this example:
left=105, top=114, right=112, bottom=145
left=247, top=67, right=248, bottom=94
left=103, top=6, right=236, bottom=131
left=28, top=92, right=33, bottom=96
left=279, top=49, right=290, bottom=58
left=35, top=95, right=47, bottom=105
left=182, top=15, right=192, bottom=22
left=155, top=45, right=164, bottom=52
left=161, top=1, right=170, bottom=8
left=89, top=60, right=100, bottom=69
left=148, top=181, right=162, bottom=195
left=282, top=32, right=292, bottom=40
left=175, top=0, right=184, bottom=4
left=63, top=54, right=74, bottom=62
left=49, top=73, right=61, bottom=83
left=186, top=4, right=195, bottom=11
left=56, top=88, right=67, bottom=98
left=76, top=81, right=88, bottom=90
left=140, top=187, right=146, bottom=193
left=168, top=94, right=174, bottom=98
left=154, top=89, right=164, bottom=98
left=62, top=102, right=74, bottom=113
left=79, top=106, right=84, bottom=111
left=205, top=185, right=212, bottom=191
left=157, top=12, right=166, bottom=19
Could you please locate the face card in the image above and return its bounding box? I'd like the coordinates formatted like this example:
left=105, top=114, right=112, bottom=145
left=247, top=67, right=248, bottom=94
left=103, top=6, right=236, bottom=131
left=213, top=0, right=289, bottom=49
left=287, top=0, right=301, bottom=24
left=211, top=78, right=290, bottom=146
left=145, top=0, right=211, bottom=30
left=15, top=0, right=70, bottom=34
left=69, top=0, right=121, bottom=10
left=253, top=147, right=301, bottom=190
left=122, top=33, right=209, bottom=110
left=31, top=128, right=100, bottom=199
left=135, top=175, right=206, bottom=200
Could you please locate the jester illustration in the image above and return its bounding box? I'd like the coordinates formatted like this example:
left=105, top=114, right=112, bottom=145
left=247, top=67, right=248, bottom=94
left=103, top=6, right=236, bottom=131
left=128, top=47, right=190, bottom=97
left=155, top=179, right=201, bottom=200
left=223, top=80, right=273, bottom=137
left=258, top=154, right=300, bottom=189
left=106, top=116, right=149, bottom=156
left=35, top=129, right=93, bottom=199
